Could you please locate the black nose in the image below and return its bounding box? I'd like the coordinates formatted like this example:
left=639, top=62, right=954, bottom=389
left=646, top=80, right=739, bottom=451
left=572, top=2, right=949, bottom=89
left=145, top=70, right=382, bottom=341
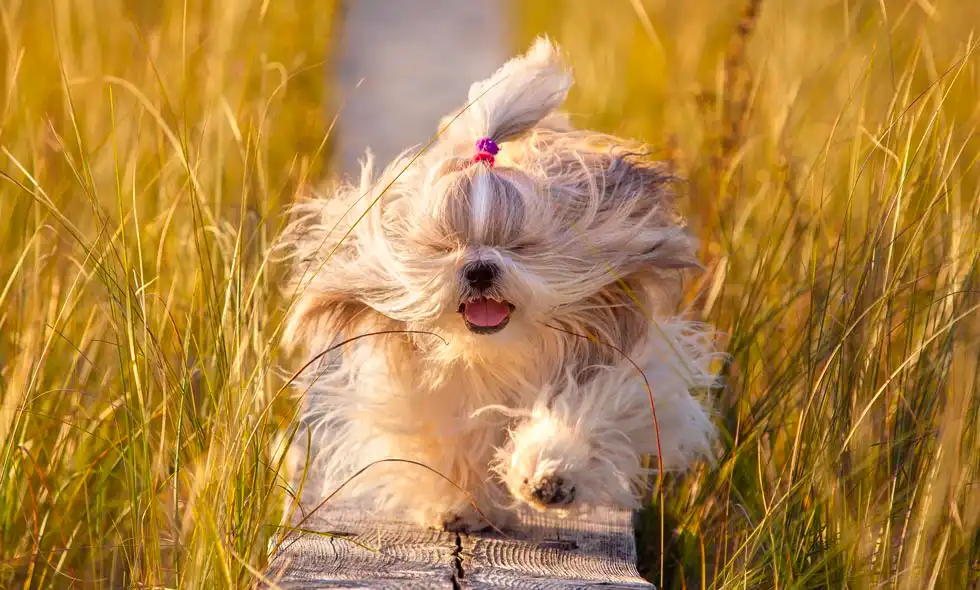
left=464, top=262, right=497, bottom=290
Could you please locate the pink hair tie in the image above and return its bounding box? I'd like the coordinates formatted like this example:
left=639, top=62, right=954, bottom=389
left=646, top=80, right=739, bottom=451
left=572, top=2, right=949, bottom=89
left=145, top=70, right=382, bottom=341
left=472, top=137, right=499, bottom=167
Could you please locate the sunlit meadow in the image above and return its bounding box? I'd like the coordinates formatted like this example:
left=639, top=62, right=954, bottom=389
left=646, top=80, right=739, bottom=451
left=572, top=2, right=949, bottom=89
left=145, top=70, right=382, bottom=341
left=2, top=0, right=979, bottom=588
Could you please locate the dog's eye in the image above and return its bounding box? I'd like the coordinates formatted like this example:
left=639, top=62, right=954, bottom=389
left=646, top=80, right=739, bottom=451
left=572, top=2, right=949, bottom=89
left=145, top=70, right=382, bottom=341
left=510, top=241, right=538, bottom=254
left=421, top=241, right=455, bottom=254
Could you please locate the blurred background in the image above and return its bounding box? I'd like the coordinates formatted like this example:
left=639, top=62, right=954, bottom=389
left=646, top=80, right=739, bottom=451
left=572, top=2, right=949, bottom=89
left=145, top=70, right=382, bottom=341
left=334, top=0, right=506, bottom=175
left=1, top=0, right=979, bottom=588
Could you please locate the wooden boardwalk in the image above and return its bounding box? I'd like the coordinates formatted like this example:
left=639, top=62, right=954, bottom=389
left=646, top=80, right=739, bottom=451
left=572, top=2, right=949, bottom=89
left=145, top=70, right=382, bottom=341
left=266, top=471, right=654, bottom=589
left=268, top=1, right=655, bottom=587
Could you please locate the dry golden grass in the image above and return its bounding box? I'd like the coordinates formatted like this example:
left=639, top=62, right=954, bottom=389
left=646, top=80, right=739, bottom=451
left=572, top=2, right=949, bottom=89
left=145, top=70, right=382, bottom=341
left=1, top=0, right=334, bottom=586
left=517, top=0, right=980, bottom=587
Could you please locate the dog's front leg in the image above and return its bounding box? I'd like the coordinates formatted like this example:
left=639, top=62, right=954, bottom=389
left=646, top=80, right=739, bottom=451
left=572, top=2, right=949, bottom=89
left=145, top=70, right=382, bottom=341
left=493, top=381, right=640, bottom=514
left=495, top=357, right=716, bottom=513
left=309, top=370, right=515, bottom=532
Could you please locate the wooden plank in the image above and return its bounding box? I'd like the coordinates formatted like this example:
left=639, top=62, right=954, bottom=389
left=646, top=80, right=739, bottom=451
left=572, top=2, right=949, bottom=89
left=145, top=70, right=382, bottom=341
left=266, top=452, right=653, bottom=589
left=267, top=497, right=653, bottom=589
left=265, top=418, right=460, bottom=588
left=265, top=498, right=459, bottom=589
left=460, top=508, right=654, bottom=589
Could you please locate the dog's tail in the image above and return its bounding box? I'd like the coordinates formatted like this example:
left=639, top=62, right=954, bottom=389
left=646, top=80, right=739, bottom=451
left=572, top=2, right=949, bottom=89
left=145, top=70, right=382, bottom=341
left=453, top=36, right=572, bottom=144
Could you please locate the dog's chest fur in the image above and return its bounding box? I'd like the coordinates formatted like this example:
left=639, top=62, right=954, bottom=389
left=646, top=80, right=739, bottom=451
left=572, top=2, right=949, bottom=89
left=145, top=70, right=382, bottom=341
left=343, top=341, right=560, bottom=459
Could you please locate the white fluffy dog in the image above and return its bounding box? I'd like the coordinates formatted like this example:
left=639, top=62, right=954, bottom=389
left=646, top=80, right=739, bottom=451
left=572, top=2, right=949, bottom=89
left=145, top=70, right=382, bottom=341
left=281, top=38, right=721, bottom=531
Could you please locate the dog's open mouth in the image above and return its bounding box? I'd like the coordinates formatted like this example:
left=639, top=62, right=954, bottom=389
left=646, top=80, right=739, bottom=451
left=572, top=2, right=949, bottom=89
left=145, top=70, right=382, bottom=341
left=458, top=297, right=515, bottom=334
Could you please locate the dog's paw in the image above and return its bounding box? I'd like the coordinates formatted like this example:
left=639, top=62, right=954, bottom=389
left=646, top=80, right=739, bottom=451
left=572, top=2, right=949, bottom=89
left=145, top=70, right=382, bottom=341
left=517, top=472, right=577, bottom=511
left=496, top=418, right=592, bottom=513
left=417, top=501, right=511, bottom=533
left=437, top=504, right=493, bottom=533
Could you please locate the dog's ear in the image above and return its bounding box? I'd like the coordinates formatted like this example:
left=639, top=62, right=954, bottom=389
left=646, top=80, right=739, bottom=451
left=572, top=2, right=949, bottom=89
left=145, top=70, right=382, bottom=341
left=543, top=138, right=702, bottom=317
left=277, top=191, right=399, bottom=357
left=544, top=139, right=701, bottom=274
left=599, top=152, right=700, bottom=310
left=283, top=291, right=388, bottom=357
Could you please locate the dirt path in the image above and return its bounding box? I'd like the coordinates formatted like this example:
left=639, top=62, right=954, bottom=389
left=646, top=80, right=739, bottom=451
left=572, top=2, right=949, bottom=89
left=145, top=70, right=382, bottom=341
left=334, top=0, right=508, bottom=178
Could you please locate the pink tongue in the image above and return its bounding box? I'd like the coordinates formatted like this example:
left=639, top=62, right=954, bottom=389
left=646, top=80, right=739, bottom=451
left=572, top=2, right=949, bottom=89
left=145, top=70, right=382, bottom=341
left=464, top=298, right=510, bottom=327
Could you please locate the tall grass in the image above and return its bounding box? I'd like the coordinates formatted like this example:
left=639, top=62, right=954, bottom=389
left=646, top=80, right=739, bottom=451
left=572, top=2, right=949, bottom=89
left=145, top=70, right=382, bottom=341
left=517, top=0, right=980, bottom=587
left=0, top=1, right=334, bottom=586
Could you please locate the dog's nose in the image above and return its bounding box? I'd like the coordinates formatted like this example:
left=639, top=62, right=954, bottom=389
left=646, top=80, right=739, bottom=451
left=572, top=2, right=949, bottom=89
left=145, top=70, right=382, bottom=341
left=464, top=262, right=497, bottom=290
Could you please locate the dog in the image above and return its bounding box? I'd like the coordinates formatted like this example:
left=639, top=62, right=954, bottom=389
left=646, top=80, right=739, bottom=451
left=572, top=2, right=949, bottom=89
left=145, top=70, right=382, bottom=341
left=279, top=37, right=721, bottom=532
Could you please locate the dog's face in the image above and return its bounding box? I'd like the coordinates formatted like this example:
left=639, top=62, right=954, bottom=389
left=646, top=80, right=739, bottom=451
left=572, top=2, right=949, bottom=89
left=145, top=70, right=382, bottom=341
left=283, top=130, right=700, bottom=364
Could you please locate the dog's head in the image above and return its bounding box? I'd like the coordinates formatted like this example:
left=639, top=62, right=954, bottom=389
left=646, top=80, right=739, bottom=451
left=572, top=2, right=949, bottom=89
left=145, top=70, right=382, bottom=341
left=282, top=38, right=700, bottom=367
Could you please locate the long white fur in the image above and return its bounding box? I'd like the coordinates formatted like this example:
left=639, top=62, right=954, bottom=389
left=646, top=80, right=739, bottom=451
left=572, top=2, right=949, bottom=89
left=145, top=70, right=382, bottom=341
left=279, top=37, right=723, bottom=530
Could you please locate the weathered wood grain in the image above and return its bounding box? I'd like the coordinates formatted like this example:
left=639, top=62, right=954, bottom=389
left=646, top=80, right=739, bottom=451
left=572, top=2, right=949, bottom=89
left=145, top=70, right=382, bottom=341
left=267, top=497, right=653, bottom=588
left=266, top=499, right=459, bottom=589
left=460, top=507, right=653, bottom=589
left=264, top=428, right=460, bottom=589
left=266, top=466, right=654, bottom=589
